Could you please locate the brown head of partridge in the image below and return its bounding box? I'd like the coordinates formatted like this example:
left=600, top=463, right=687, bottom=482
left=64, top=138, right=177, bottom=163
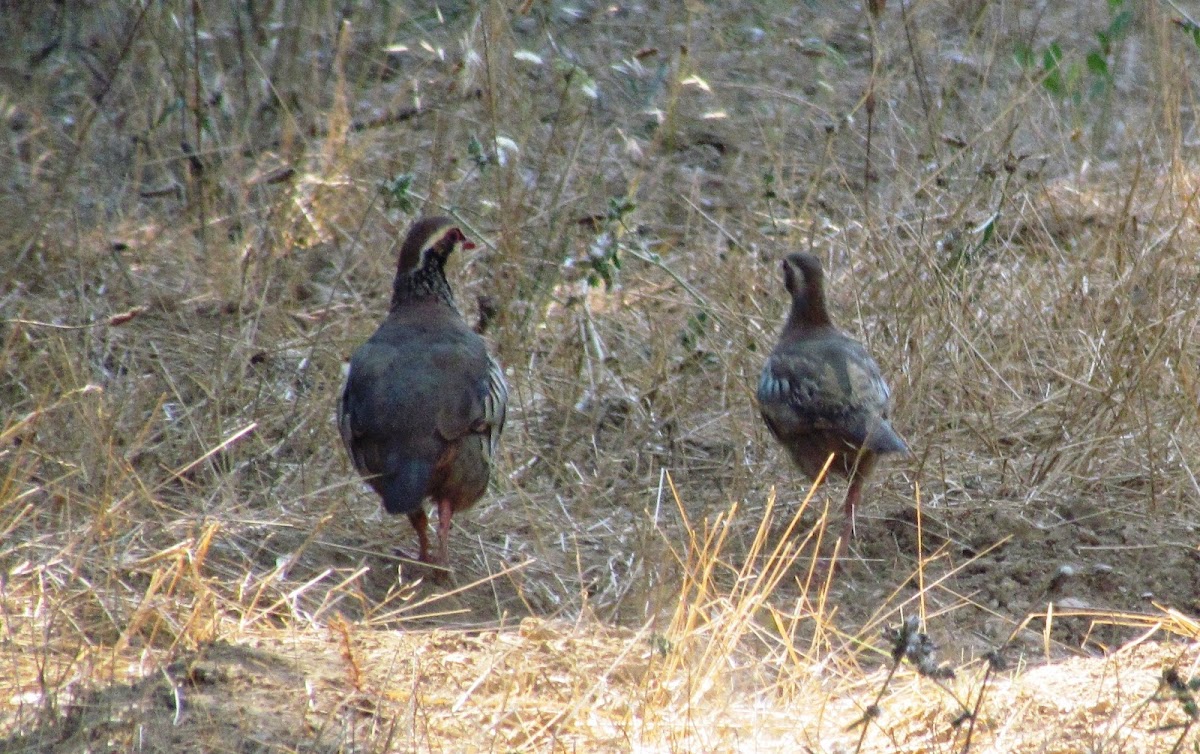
left=757, top=253, right=907, bottom=552
left=339, top=217, right=507, bottom=574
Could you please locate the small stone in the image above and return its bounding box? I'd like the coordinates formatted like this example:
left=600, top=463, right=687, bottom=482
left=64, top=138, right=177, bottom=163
left=1055, top=597, right=1089, bottom=610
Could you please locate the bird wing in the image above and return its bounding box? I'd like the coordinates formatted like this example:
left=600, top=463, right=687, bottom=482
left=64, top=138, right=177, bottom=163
left=337, top=379, right=362, bottom=471
left=757, top=335, right=898, bottom=451
left=482, top=354, right=508, bottom=462
left=430, top=335, right=507, bottom=462
left=339, top=340, right=442, bottom=476
left=340, top=315, right=506, bottom=513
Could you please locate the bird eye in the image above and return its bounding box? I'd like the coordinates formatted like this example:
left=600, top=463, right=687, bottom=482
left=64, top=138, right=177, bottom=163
left=450, top=227, right=476, bottom=251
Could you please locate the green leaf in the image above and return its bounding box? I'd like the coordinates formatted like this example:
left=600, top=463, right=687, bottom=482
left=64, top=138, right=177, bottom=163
left=1041, top=43, right=1065, bottom=96
left=649, top=634, right=672, bottom=656
left=606, top=196, right=636, bottom=222
left=978, top=215, right=996, bottom=245
left=591, top=258, right=615, bottom=290
left=1043, top=42, right=1063, bottom=70
left=1086, top=51, right=1109, bottom=77
left=1109, top=9, right=1133, bottom=38
left=1042, top=68, right=1064, bottom=97
left=1013, top=43, right=1035, bottom=68
left=379, top=173, right=415, bottom=212
left=467, top=134, right=490, bottom=169
left=762, top=171, right=778, bottom=199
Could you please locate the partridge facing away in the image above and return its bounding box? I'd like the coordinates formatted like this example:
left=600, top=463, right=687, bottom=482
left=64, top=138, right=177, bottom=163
left=757, top=253, right=907, bottom=550
left=339, top=217, right=508, bottom=569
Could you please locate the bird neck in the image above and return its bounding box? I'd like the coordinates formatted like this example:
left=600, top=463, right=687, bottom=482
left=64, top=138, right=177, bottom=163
left=390, top=264, right=459, bottom=312
left=786, top=287, right=832, bottom=332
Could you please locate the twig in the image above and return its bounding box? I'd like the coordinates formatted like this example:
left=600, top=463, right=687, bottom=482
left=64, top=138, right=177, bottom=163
left=680, top=195, right=744, bottom=251
left=622, top=245, right=726, bottom=328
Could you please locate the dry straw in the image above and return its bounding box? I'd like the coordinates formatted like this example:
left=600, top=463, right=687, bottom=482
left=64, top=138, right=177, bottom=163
left=2, top=0, right=1199, bottom=751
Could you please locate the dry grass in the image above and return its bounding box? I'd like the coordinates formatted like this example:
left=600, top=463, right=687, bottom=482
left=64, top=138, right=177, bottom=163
left=2, top=0, right=1200, bottom=751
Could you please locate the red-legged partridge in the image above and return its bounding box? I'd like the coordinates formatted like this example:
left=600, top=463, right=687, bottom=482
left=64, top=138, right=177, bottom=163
left=757, top=253, right=907, bottom=554
left=339, top=217, right=507, bottom=571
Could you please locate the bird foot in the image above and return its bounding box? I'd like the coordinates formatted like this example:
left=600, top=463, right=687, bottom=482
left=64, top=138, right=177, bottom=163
left=391, top=548, right=453, bottom=585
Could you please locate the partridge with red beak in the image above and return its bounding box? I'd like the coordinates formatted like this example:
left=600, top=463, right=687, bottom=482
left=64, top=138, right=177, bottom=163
left=339, top=217, right=507, bottom=570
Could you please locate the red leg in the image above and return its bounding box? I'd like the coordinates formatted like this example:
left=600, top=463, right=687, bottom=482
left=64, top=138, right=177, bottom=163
left=408, top=509, right=432, bottom=563
left=842, top=476, right=864, bottom=540
left=436, top=498, right=453, bottom=566
left=830, top=476, right=865, bottom=564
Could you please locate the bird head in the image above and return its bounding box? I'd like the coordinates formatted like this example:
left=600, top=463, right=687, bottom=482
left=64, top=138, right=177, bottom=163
left=391, top=217, right=476, bottom=309
left=398, top=216, right=475, bottom=276
left=781, top=252, right=832, bottom=329
left=782, top=253, right=824, bottom=296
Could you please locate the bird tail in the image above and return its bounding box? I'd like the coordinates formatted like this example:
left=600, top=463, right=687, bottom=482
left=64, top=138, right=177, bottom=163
left=866, top=421, right=909, bottom=456
left=379, top=459, right=434, bottom=515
